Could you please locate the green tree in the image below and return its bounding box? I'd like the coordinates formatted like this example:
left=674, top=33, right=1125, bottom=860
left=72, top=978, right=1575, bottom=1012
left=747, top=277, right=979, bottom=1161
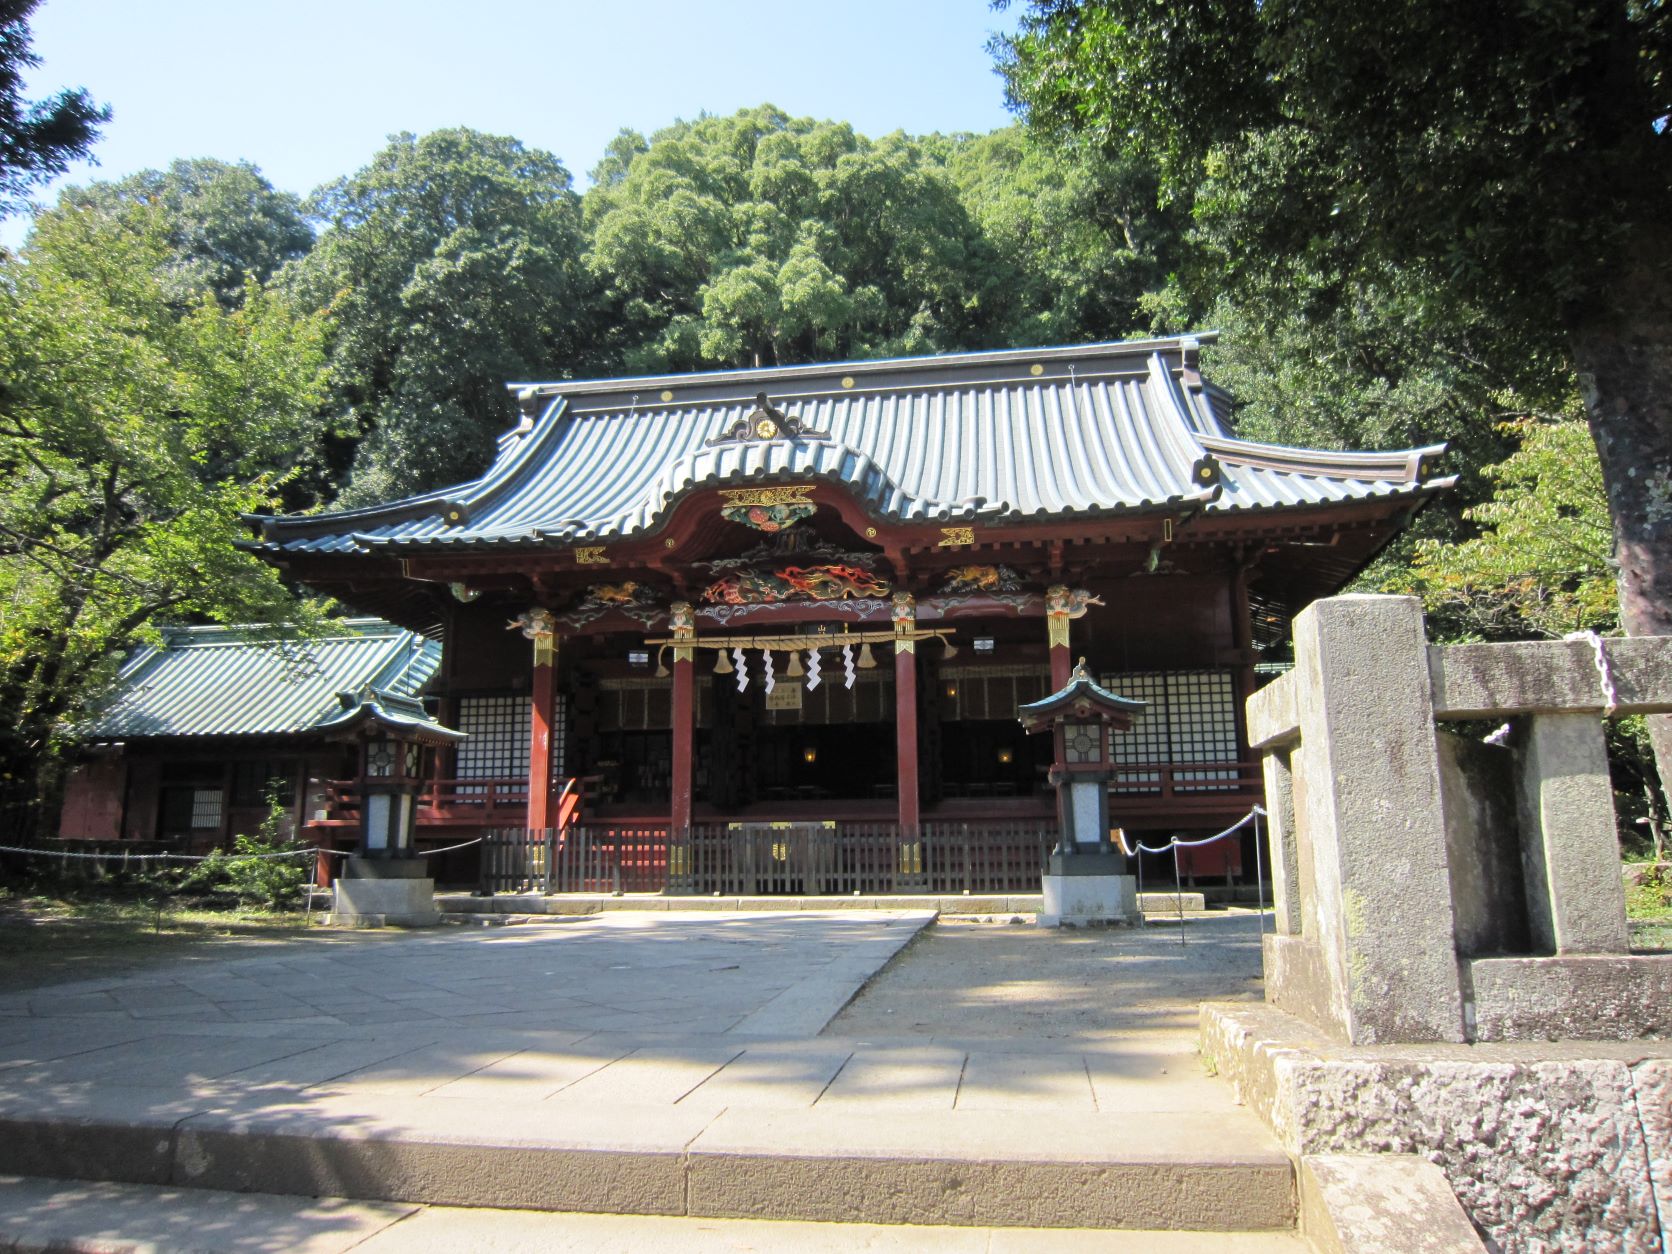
left=60, top=159, right=313, bottom=308
left=0, top=199, right=330, bottom=808
left=947, top=125, right=1185, bottom=344
left=1410, top=416, right=1615, bottom=641
left=0, top=0, right=106, bottom=216
left=584, top=105, right=1004, bottom=371
left=288, top=129, right=593, bottom=505
left=996, top=0, right=1672, bottom=792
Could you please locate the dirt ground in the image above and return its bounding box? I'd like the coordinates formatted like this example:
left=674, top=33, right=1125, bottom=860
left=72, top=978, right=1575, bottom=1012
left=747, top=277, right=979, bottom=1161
left=0, top=896, right=386, bottom=995
left=826, top=911, right=1268, bottom=1043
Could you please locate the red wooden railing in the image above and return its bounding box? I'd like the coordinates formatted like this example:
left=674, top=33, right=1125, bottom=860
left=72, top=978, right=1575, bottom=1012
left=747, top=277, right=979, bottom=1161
left=309, top=776, right=534, bottom=827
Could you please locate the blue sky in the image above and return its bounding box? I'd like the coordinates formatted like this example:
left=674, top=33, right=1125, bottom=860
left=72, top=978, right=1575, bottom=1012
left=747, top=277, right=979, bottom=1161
left=11, top=0, right=1020, bottom=245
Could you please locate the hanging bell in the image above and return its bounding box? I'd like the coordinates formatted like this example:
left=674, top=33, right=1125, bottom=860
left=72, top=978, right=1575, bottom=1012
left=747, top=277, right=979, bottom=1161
left=654, top=647, right=670, bottom=678
left=857, top=641, right=877, bottom=669
left=786, top=650, right=804, bottom=677
left=940, top=635, right=959, bottom=659
left=714, top=649, right=733, bottom=675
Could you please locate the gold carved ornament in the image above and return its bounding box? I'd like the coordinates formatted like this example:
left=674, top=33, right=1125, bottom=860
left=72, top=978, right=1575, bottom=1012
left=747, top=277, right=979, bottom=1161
left=938, top=526, right=975, bottom=547
left=891, top=591, right=917, bottom=654
left=717, top=485, right=816, bottom=509
left=573, top=546, right=608, bottom=566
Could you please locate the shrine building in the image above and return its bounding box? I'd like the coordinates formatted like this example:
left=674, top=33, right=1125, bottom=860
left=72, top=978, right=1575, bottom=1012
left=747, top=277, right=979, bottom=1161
left=246, top=336, right=1451, bottom=891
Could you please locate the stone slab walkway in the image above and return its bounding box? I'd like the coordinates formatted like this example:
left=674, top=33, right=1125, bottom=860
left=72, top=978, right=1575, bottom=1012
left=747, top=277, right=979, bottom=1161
left=0, top=1175, right=1309, bottom=1253
left=0, top=909, right=1296, bottom=1239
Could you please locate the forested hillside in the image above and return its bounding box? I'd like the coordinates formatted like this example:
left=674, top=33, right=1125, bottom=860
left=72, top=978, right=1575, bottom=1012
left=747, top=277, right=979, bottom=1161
left=0, top=0, right=1656, bottom=832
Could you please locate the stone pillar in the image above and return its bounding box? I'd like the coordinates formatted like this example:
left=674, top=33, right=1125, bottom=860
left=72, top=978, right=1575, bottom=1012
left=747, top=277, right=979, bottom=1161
left=1261, top=746, right=1303, bottom=936
left=515, top=609, right=558, bottom=832
left=1280, top=594, right=1465, bottom=1044
left=893, top=593, right=920, bottom=834
left=1515, top=713, right=1631, bottom=954
left=669, top=602, right=696, bottom=837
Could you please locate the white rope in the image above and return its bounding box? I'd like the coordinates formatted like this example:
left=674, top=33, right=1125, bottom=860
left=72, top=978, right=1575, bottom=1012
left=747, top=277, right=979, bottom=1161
left=415, top=836, right=484, bottom=856
left=1113, top=806, right=1265, bottom=858
left=0, top=842, right=332, bottom=863
left=1564, top=629, right=1620, bottom=717
left=1, top=836, right=478, bottom=863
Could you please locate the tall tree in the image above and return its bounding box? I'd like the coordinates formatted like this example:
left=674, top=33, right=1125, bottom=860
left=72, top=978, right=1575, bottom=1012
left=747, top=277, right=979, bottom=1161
left=947, top=125, right=1185, bottom=344
left=288, top=129, right=592, bottom=506
left=996, top=0, right=1672, bottom=791
left=0, top=200, right=329, bottom=807
left=60, top=159, right=313, bottom=309
left=0, top=0, right=106, bottom=216
left=584, top=105, right=1005, bottom=371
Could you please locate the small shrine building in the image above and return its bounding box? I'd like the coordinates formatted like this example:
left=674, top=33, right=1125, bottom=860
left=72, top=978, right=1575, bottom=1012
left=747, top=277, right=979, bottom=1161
left=246, top=336, right=1451, bottom=888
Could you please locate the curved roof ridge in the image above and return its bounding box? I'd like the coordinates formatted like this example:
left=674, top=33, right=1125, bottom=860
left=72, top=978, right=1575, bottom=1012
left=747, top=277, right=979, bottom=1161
left=1143, top=353, right=1212, bottom=477
left=1200, top=432, right=1446, bottom=483
left=251, top=396, right=573, bottom=542
left=507, top=334, right=1221, bottom=398
left=450, top=395, right=572, bottom=514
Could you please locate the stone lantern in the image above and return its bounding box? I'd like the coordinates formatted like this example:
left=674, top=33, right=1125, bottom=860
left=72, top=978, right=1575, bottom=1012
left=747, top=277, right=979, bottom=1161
left=319, top=685, right=466, bottom=927
left=1018, top=659, right=1146, bottom=926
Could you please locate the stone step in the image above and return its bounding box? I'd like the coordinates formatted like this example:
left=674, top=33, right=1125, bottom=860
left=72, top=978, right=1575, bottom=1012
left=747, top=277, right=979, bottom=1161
left=436, top=890, right=1212, bottom=915
left=0, top=1096, right=1295, bottom=1233
left=0, top=1174, right=1311, bottom=1253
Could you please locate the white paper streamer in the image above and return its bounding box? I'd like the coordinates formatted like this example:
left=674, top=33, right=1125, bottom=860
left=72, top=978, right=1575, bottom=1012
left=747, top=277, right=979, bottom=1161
left=762, top=649, right=775, bottom=694
left=805, top=648, right=821, bottom=690
left=842, top=642, right=856, bottom=689
left=732, top=646, right=748, bottom=693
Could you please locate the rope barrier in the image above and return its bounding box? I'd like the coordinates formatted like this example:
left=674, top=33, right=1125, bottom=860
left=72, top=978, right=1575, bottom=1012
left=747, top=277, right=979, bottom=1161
left=1564, top=629, right=1620, bottom=717
left=0, top=842, right=325, bottom=863
left=1113, top=805, right=1265, bottom=858
left=0, top=836, right=481, bottom=864
left=415, top=837, right=483, bottom=857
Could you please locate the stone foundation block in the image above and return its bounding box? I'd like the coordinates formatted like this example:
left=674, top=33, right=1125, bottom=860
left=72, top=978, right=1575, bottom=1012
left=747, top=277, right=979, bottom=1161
left=331, top=877, right=441, bottom=927
left=1038, top=873, right=1137, bottom=927
left=1299, top=1155, right=1484, bottom=1253
left=1200, top=1002, right=1669, bottom=1253
left=1468, top=955, right=1672, bottom=1041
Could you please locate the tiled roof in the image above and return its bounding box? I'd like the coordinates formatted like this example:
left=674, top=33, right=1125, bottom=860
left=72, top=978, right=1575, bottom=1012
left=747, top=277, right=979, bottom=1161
left=83, top=620, right=442, bottom=740
left=250, top=337, right=1451, bottom=555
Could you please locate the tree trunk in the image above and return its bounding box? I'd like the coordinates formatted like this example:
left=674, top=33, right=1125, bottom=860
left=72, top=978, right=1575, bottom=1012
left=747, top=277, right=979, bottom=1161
left=1568, top=225, right=1672, bottom=807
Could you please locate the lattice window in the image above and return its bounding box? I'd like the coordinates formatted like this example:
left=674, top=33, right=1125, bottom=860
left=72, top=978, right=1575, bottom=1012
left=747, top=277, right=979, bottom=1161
left=190, top=788, right=223, bottom=829
left=456, top=694, right=551, bottom=782
left=1101, top=669, right=1240, bottom=794
left=941, top=665, right=1051, bottom=722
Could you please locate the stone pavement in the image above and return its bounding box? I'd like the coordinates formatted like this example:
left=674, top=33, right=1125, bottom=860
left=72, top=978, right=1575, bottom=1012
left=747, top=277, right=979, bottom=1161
left=0, top=909, right=1297, bottom=1246
left=0, top=1175, right=1310, bottom=1252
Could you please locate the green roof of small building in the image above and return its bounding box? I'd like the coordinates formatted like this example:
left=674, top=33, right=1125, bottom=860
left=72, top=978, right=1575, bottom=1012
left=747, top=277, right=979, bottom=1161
left=82, top=619, right=442, bottom=740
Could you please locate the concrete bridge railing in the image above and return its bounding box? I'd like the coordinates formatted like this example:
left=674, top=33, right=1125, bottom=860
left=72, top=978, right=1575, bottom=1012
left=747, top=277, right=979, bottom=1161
left=1246, top=594, right=1672, bottom=1044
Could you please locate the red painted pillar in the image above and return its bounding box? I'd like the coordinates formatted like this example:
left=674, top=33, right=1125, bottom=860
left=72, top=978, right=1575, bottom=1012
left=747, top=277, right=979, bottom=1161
left=669, top=602, right=696, bottom=836
left=522, top=611, right=558, bottom=832
left=892, top=593, right=920, bottom=834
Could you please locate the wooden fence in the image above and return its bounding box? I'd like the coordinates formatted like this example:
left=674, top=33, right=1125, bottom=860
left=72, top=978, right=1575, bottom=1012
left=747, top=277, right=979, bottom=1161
left=479, top=820, right=1054, bottom=897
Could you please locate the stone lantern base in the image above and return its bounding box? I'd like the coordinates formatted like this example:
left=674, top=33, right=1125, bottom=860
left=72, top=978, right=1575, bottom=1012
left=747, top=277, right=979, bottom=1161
left=328, top=856, right=441, bottom=928
left=1039, top=850, right=1138, bottom=927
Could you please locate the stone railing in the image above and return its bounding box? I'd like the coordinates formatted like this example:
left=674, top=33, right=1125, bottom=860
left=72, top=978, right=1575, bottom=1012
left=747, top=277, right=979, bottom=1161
left=1246, top=594, right=1672, bottom=1044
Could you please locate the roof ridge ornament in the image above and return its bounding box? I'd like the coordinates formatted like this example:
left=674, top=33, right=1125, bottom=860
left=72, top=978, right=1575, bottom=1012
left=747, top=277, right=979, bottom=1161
left=708, top=392, right=829, bottom=447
